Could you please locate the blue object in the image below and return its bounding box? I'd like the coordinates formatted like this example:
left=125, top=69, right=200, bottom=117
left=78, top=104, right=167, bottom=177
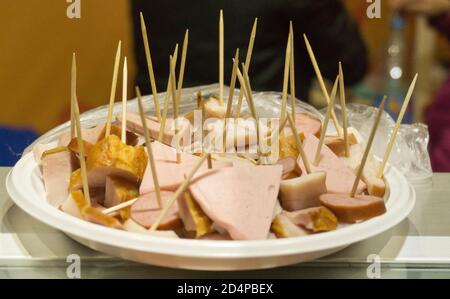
left=0, top=126, right=39, bottom=166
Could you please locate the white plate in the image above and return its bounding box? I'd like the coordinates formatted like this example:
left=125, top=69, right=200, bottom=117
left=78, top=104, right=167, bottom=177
left=6, top=151, right=415, bottom=270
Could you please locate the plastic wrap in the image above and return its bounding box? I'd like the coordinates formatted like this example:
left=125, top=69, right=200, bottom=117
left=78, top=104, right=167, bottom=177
left=25, top=83, right=431, bottom=182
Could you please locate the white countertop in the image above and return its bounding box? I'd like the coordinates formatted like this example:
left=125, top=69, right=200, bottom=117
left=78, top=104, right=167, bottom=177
left=1, top=167, right=449, bottom=278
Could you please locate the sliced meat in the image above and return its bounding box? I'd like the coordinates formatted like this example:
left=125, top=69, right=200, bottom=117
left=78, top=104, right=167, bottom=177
left=282, top=207, right=337, bottom=232
left=284, top=112, right=322, bottom=137
left=105, top=176, right=139, bottom=220
left=116, top=112, right=191, bottom=147
left=276, top=157, right=299, bottom=178
left=319, top=193, right=386, bottom=223
left=341, top=143, right=386, bottom=197
left=271, top=214, right=310, bottom=238
left=131, top=191, right=183, bottom=230
left=57, top=124, right=105, bottom=146
left=297, top=134, right=366, bottom=194
left=189, top=165, right=282, bottom=240
left=86, top=135, right=147, bottom=188
left=279, top=171, right=327, bottom=211
left=177, top=192, right=213, bottom=237
left=139, top=141, right=231, bottom=194
left=42, top=148, right=76, bottom=207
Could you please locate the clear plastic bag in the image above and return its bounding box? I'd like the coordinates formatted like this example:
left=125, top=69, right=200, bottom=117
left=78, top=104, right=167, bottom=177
left=26, top=83, right=431, bottom=182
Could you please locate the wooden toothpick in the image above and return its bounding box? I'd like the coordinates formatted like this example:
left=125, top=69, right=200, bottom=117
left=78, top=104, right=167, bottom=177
left=70, top=53, right=76, bottom=139
left=351, top=97, right=387, bottom=197
left=377, top=73, right=418, bottom=178
left=223, top=49, right=240, bottom=150
left=169, top=55, right=181, bottom=163
left=303, top=34, right=341, bottom=135
left=289, top=21, right=296, bottom=122
left=313, top=75, right=339, bottom=166
left=158, top=44, right=179, bottom=142
left=280, top=32, right=292, bottom=122
left=338, top=62, right=349, bottom=157
left=105, top=40, right=122, bottom=138
left=73, top=98, right=91, bottom=207
left=102, top=197, right=138, bottom=215
left=235, top=18, right=258, bottom=118
left=121, top=57, right=128, bottom=143
left=176, top=29, right=189, bottom=108
left=287, top=114, right=311, bottom=174
left=150, top=154, right=208, bottom=231
left=140, top=12, right=161, bottom=121
left=136, top=86, right=163, bottom=209
left=218, top=9, right=224, bottom=106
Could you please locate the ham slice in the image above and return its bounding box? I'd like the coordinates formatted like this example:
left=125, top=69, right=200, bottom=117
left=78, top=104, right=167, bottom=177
left=131, top=191, right=183, bottom=230
left=57, top=125, right=105, bottom=147
left=282, top=207, right=337, bottom=232
left=297, top=134, right=366, bottom=194
left=42, top=149, right=76, bottom=207
left=189, top=165, right=282, bottom=240
left=319, top=193, right=386, bottom=223
left=279, top=171, right=327, bottom=211
left=116, top=112, right=191, bottom=147
left=284, top=112, right=322, bottom=137
left=276, top=157, right=300, bottom=179
left=139, top=141, right=231, bottom=194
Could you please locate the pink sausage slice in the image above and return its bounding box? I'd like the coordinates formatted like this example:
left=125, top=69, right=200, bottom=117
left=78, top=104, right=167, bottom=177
left=131, top=191, right=183, bottom=230
left=297, top=133, right=366, bottom=194
left=319, top=193, right=386, bottom=223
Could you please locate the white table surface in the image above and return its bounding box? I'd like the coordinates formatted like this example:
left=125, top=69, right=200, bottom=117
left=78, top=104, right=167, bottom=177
left=1, top=167, right=449, bottom=278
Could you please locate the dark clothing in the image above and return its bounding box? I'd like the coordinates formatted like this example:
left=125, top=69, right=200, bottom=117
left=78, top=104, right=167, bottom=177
left=131, top=0, right=367, bottom=101
left=426, top=13, right=450, bottom=171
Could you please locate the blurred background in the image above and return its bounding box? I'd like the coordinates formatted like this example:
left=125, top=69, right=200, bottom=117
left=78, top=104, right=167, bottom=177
left=0, top=0, right=449, bottom=169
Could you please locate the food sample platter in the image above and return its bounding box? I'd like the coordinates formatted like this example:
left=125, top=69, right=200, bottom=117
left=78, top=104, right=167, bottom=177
left=6, top=146, right=415, bottom=270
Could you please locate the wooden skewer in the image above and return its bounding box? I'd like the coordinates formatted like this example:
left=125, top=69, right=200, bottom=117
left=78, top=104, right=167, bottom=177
left=303, top=34, right=341, bottom=136
left=169, top=55, right=181, bottom=163
left=140, top=12, right=161, bottom=121
left=218, top=9, right=224, bottom=106
left=70, top=53, right=76, bottom=139
left=150, top=154, right=208, bottom=231
left=136, top=86, right=163, bottom=209
left=73, top=98, right=91, bottom=207
left=287, top=114, right=311, bottom=174
left=223, top=49, right=240, bottom=150
left=176, top=30, right=189, bottom=107
left=105, top=40, right=122, bottom=138
left=102, top=197, right=138, bottom=215
left=351, top=97, right=387, bottom=197
left=377, top=73, right=418, bottom=178
left=338, top=62, right=349, bottom=157
left=278, top=115, right=288, bottom=134
left=289, top=21, right=296, bottom=122
left=207, top=153, right=213, bottom=169
left=313, top=75, right=339, bottom=166
left=158, top=44, right=179, bottom=141
left=280, top=33, right=292, bottom=122
left=235, top=18, right=258, bottom=118
left=121, top=57, right=128, bottom=143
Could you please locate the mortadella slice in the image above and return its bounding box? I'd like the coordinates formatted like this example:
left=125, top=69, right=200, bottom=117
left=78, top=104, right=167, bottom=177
left=297, top=134, right=366, bottom=194
left=189, top=165, right=283, bottom=240
left=116, top=112, right=190, bottom=146
left=131, top=191, right=183, bottom=230
left=284, top=112, right=322, bottom=138
left=139, top=141, right=231, bottom=194
left=319, top=193, right=386, bottom=223
left=42, top=148, right=76, bottom=207
left=57, top=124, right=105, bottom=147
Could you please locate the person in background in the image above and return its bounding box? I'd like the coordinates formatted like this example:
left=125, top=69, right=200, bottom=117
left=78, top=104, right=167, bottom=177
left=131, top=0, right=368, bottom=102
left=391, top=0, right=450, bottom=171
